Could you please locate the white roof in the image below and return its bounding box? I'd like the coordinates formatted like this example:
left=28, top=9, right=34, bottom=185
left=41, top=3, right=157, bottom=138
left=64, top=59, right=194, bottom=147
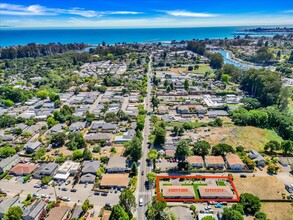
left=54, top=172, right=70, bottom=180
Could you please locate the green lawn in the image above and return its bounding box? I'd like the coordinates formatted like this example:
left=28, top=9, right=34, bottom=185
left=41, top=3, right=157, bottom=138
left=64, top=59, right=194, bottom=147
left=163, top=183, right=172, bottom=186
left=217, top=181, right=226, bottom=186
left=192, top=64, right=213, bottom=74
left=182, top=183, right=207, bottom=198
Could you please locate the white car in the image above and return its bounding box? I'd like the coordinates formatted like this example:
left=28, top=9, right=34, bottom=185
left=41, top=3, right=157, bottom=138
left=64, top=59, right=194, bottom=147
left=33, top=184, right=41, bottom=188
left=62, top=197, right=71, bottom=202
left=41, top=194, right=48, bottom=198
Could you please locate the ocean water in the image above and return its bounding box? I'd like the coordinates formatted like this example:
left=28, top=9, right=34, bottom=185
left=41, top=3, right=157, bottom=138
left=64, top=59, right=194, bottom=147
left=0, top=26, right=271, bottom=47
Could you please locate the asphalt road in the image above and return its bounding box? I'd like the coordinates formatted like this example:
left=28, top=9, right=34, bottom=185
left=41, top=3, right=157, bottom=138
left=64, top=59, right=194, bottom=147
left=136, top=54, right=153, bottom=220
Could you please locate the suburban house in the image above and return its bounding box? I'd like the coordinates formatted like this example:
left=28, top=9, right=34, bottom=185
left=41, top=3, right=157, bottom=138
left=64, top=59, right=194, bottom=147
left=84, top=133, right=112, bottom=143
left=10, top=163, right=39, bottom=176
left=106, top=156, right=127, bottom=173
left=225, top=154, right=245, bottom=170
left=69, top=121, right=86, bottom=132
left=46, top=206, right=71, bottom=220
left=54, top=161, right=80, bottom=181
left=187, top=156, right=205, bottom=168
left=248, top=150, right=265, bottom=167
left=82, top=160, right=100, bottom=175
left=100, top=173, right=129, bottom=189
left=205, top=156, right=225, bottom=169
left=22, top=199, right=46, bottom=220
left=33, top=162, right=59, bottom=179
left=0, top=154, right=20, bottom=174
left=0, top=196, right=22, bottom=219
left=80, top=173, right=96, bottom=184
left=24, top=141, right=42, bottom=154
left=114, top=129, right=136, bottom=143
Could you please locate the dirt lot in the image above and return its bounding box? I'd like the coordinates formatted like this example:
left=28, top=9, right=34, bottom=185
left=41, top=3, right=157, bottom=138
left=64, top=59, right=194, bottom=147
left=234, top=176, right=288, bottom=200
left=261, top=202, right=293, bottom=220
left=200, top=125, right=283, bottom=151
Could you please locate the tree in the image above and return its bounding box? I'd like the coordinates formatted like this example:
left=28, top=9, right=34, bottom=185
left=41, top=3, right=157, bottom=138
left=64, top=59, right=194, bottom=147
left=148, top=149, right=158, bottom=160
left=83, top=147, right=92, bottom=160
left=240, top=193, right=261, bottom=215
left=147, top=172, right=156, bottom=185
left=3, top=206, right=23, bottom=220
left=154, top=126, right=166, bottom=146
left=68, top=132, right=87, bottom=150
left=193, top=140, right=211, bottom=156
left=54, top=100, right=61, bottom=108
left=119, top=189, right=136, bottom=218
left=0, top=146, right=16, bottom=158
left=264, top=140, right=280, bottom=153
left=49, top=92, right=59, bottom=102
left=209, top=53, right=224, bottom=69
left=212, top=143, right=235, bottom=155
left=128, top=136, right=142, bottom=161
left=36, top=89, right=49, bottom=99
left=188, top=66, right=194, bottom=71
left=281, top=140, right=293, bottom=155
left=50, top=132, right=66, bottom=147
left=47, top=116, right=57, bottom=128
left=72, top=150, right=83, bottom=160
left=231, top=204, right=244, bottom=215
left=110, top=204, right=129, bottom=220
left=151, top=95, right=159, bottom=111
left=147, top=197, right=168, bottom=220
left=82, top=199, right=93, bottom=214
left=254, top=211, right=267, bottom=220
left=184, top=79, right=190, bottom=91
left=175, top=140, right=191, bottom=160
left=85, top=111, right=95, bottom=122
left=241, top=98, right=261, bottom=110
left=222, top=208, right=243, bottom=220
left=2, top=99, right=14, bottom=107
left=131, top=162, right=138, bottom=176
left=221, top=74, right=230, bottom=84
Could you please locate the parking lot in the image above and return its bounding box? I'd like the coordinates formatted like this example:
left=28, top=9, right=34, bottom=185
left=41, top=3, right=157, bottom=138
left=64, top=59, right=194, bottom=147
left=0, top=177, right=120, bottom=210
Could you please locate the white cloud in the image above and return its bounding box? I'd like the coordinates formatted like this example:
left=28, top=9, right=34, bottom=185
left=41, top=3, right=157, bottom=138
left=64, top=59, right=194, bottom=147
left=160, top=10, right=217, bottom=17
left=0, top=3, right=141, bottom=17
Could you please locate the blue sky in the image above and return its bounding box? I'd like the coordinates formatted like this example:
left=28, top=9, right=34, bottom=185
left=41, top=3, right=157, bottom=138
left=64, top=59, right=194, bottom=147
left=1, top=0, right=293, bottom=28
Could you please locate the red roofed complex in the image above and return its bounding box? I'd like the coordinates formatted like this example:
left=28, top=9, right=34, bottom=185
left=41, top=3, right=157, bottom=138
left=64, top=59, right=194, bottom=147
left=162, top=186, right=195, bottom=198
left=198, top=186, right=234, bottom=199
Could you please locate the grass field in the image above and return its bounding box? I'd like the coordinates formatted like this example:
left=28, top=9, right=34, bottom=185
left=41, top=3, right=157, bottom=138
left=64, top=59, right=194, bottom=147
left=181, top=183, right=207, bottom=198
left=217, top=181, right=226, bottom=186
left=234, top=176, right=288, bottom=199
left=202, top=125, right=283, bottom=151
left=163, top=184, right=172, bottom=186
left=192, top=64, right=213, bottom=74
left=261, top=202, right=293, bottom=220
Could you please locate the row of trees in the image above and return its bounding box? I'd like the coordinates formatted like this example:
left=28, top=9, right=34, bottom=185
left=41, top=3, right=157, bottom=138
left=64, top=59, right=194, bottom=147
left=0, top=42, right=88, bottom=59
left=231, top=107, right=293, bottom=141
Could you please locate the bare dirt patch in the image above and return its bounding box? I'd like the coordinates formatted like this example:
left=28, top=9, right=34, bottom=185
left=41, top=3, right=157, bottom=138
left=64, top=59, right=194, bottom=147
left=261, top=202, right=293, bottom=220
left=234, top=176, right=288, bottom=200
left=199, top=125, right=283, bottom=151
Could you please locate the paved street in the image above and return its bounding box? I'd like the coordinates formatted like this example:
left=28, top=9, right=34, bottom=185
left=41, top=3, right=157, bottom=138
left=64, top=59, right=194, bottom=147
left=136, top=54, right=153, bottom=220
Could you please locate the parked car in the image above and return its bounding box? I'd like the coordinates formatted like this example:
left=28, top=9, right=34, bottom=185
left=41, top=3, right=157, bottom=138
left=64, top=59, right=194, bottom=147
left=61, top=197, right=71, bottom=202
left=32, top=193, right=39, bottom=197
left=41, top=185, right=48, bottom=189
left=34, top=184, right=41, bottom=188
left=141, top=171, right=144, bottom=175
left=240, top=174, right=247, bottom=178
left=70, top=189, right=77, bottom=192
left=61, top=188, right=68, bottom=191
left=94, top=191, right=100, bottom=195
left=41, top=194, right=48, bottom=198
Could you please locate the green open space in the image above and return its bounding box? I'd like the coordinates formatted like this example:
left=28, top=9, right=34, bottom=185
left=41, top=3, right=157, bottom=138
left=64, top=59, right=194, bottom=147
left=182, top=183, right=208, bottom=198
left=217, top=181, right=226, bottom=186
left=192, top=64, right=213, bottom=74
